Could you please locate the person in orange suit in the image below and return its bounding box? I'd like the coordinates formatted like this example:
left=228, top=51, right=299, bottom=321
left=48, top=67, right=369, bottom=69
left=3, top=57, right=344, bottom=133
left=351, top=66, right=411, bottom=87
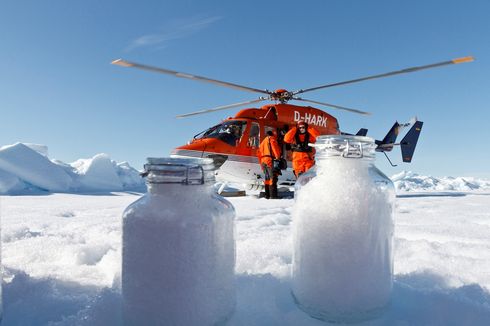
left=258, top=130, right=282, bottom=199
left=284, top=120, right=318, bottom=177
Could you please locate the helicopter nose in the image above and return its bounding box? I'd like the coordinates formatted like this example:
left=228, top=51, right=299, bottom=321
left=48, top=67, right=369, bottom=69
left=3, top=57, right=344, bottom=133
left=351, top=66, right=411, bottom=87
left=172, top=140, right=207, bottom=158
left=172, top=141, right=228, bottom=169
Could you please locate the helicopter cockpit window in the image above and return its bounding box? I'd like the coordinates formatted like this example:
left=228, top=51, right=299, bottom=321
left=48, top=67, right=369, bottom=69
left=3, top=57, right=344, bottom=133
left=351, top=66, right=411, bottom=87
left=247, top=122, right=260, bottom=148
left=199, top=120, right=247, bottom=146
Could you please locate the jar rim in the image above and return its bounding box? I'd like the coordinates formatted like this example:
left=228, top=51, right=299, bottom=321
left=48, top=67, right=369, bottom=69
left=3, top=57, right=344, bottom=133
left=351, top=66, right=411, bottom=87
left=143, top=157, right=215, bottom=185
left=313, top=135, right=376, bottom=160
left=315, top=135, right=375, bottom=144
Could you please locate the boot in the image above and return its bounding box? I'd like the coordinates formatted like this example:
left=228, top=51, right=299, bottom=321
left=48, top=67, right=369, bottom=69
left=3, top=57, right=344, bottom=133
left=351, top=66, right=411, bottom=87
left=264, top=185, right=270, bottom=199
left=270, top=183, right=278, bottom=199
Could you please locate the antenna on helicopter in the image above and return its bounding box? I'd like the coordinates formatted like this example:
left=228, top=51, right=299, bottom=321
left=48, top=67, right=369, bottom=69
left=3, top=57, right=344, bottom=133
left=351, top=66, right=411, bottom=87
left=112, top=56, right=474, bottom=118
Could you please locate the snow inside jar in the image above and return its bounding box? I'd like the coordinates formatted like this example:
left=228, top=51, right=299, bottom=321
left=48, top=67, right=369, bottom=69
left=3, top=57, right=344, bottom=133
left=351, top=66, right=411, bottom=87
left=122, top=157, right=236, bottom=326
left=291, top=135, right=395, bottom=323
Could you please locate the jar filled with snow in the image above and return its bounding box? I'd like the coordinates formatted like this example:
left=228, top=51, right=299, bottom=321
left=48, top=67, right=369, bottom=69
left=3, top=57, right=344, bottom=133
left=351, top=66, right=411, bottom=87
left=292, top=135, right=395, bottom=323
left=122, top=157, right=236, bottom=326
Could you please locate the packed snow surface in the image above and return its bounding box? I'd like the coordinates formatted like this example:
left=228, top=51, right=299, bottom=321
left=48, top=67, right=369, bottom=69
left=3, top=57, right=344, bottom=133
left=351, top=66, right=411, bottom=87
left=1, top=190, right=490, bottom=325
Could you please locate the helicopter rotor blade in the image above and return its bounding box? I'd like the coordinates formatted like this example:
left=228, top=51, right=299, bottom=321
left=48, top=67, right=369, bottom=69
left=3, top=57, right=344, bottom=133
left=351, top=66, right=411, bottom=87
left=293, top=97, right=371, bottom=115
left=293, top=56, right=475, bottom=95
left=176, top=98, right=267, bottom=118
left=112, top=59, right=271, bottom=95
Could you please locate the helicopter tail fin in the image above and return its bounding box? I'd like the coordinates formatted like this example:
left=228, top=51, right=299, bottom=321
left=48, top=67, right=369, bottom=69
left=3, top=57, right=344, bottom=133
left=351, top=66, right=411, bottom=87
left=356, top=128, right=368, bottom=136
left=375, top=122, right=400, bottom=152
left=400, top=121, right=423, bottom=162
left=341, top=128, right=369, bottom=136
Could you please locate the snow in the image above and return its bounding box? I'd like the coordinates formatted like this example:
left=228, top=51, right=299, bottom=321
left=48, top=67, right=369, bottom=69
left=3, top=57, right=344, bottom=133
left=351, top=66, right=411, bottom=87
left=22, top=143, right=49, bottom=157
left=0, top=169, right=24, bottom=195
left=392, top=170, right=490, bottom=192
left=115, top=162, right=146, bottom=191
left=0, top=142, right=489, bottom=195
left=0, top=143, right=144, bottom=195
left=0, top=143, right=72, bottom=193
left=1, top=191, right=490, bottom=325
left=1, top=142, right=490, bottom=324
left=71, top=154, right=124, bottom=192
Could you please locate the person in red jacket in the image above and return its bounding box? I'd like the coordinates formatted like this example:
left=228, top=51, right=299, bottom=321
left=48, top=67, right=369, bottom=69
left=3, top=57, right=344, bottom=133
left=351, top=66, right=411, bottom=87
left=284, top=120, right=318, bottom=177
left=258, top=130, right=282, bottom=199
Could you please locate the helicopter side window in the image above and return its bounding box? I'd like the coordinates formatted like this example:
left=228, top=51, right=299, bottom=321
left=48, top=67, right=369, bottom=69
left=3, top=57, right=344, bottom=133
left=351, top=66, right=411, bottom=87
left=247, top=122, right=260, bottom=148
left=200, top=121, right=246, bottom=146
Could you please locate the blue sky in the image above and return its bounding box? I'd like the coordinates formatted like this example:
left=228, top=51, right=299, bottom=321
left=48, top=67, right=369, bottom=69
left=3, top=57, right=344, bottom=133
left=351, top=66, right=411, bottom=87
left=1, top=0, right=489, bottom=178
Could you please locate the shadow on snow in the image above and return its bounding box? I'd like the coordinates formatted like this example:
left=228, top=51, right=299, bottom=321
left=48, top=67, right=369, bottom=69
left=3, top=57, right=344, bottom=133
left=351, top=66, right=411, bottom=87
left=3, top=270, right=490, bottom=325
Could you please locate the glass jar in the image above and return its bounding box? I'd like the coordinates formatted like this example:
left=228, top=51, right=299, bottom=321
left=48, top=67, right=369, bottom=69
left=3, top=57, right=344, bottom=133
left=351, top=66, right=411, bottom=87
left=292, top=135, right=395, bottom=323
left=122, top=157, right=236, bottom=326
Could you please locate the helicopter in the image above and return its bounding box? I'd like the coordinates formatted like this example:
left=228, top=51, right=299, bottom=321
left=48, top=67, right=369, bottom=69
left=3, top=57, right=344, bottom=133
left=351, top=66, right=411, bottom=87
left=112, top=56, right=473, bottom=189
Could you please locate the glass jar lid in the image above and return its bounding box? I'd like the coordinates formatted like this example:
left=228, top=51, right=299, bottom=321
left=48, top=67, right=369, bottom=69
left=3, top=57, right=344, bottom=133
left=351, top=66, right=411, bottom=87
left=143, top=157, right=215, bottom=185
left=313, top=135, right=376, bottom=160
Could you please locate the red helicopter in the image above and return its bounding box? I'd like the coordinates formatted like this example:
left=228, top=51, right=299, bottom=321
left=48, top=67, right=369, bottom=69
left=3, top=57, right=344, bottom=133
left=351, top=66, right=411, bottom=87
left=112, top=56, right=473, bottom=189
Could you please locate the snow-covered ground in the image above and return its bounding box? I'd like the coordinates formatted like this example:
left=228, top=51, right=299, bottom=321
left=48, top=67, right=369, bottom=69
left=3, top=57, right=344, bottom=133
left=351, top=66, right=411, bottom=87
left=1, top=143, right=490, bottom=324
left=1, top=191, right=490, bottom=325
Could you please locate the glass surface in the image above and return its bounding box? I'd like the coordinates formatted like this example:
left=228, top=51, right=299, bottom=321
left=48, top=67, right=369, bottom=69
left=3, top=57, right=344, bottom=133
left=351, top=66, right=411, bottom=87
left=292, top=135, right=395, bottom=323
left=195, top=120, right=247, bottom=147
left=314, top=135, right=376, bottom=160
left=122, top=159, right=236, bottom=325
left=144, top=157, right=215, bottom=185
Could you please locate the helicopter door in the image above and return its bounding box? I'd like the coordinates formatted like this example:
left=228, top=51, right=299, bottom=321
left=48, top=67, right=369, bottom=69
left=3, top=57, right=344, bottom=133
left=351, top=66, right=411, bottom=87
left=236, top=121, right=259, bottom=157
left=247, top=122, right=260, bottom=148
